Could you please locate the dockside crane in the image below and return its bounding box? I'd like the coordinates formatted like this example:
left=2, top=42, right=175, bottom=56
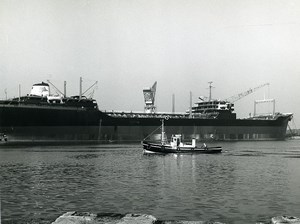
left=143, top=81, right=157, bottom=113
left=224, top=83, right=270, bottom=103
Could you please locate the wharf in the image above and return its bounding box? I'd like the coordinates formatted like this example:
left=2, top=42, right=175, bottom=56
left=49, top=212, right=300, bottom=224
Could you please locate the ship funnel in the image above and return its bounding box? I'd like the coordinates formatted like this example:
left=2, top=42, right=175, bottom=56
left=30, top=82, right=50, bottom=97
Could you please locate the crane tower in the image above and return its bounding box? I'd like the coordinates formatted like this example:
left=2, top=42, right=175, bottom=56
left=143, top=81, right=157, bottom=113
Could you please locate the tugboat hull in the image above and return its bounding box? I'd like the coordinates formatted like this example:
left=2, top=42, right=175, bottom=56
left=142, top=141, right=222, bottom=154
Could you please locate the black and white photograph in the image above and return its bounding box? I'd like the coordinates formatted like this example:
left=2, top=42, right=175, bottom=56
left=1, top=0, right=300, bottom=223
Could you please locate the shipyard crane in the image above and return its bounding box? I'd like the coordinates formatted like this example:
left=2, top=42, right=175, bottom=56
left=224, top=83, right=270, bottom=103
left=143, top=81, right=157, bottom=113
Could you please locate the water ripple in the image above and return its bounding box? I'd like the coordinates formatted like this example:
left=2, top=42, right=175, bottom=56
left=1, top=142, right=300, bottom=224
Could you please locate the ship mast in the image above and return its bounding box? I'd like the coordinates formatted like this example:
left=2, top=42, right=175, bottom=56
left=189, top=91, right=192, bottom=118
left=172, top=94, right=175, bottom=114
left=82, top=80, right=98, bottom=98
left=78, top=77, right=98, bottom=99
left=208, top=81, right=214, bottom=101
left=18, top=84, right=21, bottom=101
left=64, top=81, right=67, bottom=97
left=79, top=77, right=82, bottom=100
left=47, top=80, right=65, bottom=97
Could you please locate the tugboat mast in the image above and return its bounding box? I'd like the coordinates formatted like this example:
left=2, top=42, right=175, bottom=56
left=161, top=119, right=165, bottom=145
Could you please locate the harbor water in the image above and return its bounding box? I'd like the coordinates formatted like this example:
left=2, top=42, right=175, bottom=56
left=1, top=140, right=300, bottom=224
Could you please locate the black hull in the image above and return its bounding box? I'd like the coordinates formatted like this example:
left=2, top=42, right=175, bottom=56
left=142, top=141, right=222, bottom=154
left=0, top=103, right=293, bottom=144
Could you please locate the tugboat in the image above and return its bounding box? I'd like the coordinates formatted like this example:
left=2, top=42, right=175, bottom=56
left=142, top=119, right=222, bottom=154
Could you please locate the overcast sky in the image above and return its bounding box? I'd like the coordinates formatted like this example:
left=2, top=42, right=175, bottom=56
left=1, top=0, right=300, bottom=127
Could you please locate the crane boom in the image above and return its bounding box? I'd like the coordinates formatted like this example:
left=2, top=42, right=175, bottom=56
left=224, top=83, right=270, bottom=103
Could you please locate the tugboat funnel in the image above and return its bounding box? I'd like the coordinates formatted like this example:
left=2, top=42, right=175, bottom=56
left=192, top=138, right=196, bottom=148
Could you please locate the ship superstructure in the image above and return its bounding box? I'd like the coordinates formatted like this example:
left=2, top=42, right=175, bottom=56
left=190, top=100, right=235, bottom=119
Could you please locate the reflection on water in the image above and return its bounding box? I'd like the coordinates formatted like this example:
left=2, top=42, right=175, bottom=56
left=1, top=141, right=300, bottom=224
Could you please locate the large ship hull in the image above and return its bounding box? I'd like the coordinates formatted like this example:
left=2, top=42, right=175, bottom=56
left=0, top=104, right=101, bottom=144
left=0, top=104, right=292, bottom=144
left=99, top=114, right=291, bottom=142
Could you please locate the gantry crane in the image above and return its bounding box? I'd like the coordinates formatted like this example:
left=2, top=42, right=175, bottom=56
left=143, top=81, right=157, bottom=113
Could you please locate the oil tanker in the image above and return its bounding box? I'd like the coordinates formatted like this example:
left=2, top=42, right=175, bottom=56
left=0, top=80, right=293, bottom=144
